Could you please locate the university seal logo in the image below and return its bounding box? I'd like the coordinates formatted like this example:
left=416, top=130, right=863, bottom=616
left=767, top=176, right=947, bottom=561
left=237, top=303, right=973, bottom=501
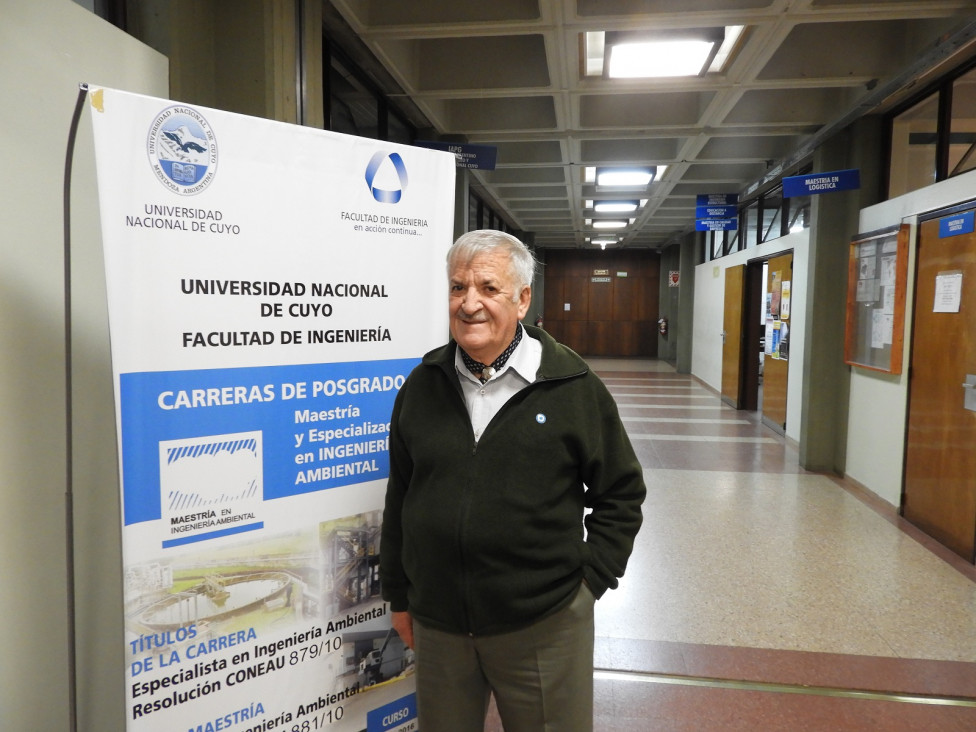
left=365, top=151, right=408, bottom=203
left=147, top=105, right=218, bottom=195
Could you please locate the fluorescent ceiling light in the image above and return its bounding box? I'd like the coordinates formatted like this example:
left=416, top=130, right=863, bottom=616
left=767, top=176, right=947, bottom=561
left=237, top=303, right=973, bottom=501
left=584, top=167, right=596, bottom=183
left=597, top=168, right=654, bottom=187
left=591, top=237, right=617, bottom=245
left=592, top=220, right=628, bottom=229
left=609, top=40, right=714, bottom=78
left=585, top=28, right=728, bottom=78
left=595, top=201, right=639, bottom=213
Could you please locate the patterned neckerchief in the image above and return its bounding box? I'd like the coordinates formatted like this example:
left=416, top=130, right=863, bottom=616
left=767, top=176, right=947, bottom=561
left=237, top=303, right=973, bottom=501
left=459, top=325, right=523, bottom=384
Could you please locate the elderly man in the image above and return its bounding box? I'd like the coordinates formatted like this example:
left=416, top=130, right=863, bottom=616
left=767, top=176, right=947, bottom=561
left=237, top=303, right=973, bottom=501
left=380, top=229, right=645, bottom=731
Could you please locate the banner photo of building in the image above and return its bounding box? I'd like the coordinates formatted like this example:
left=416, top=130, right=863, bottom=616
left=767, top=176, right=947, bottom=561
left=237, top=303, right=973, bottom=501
left=88, top=86, right=454, bottom=732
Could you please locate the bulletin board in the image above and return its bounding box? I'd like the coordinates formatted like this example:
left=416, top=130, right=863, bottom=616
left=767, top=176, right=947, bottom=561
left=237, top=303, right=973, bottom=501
left=844, top=224, right=909, bottom=373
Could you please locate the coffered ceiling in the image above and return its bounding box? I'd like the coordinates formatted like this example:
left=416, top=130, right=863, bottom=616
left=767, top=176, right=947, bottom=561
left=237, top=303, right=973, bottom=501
left=324, top=0, right=976, bottom=249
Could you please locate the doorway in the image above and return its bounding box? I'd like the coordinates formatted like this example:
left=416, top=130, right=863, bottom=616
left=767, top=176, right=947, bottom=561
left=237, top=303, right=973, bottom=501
left=721, top=253, right=792, bottom=422
left=902, top=205, right=976, bottom=562
left=761, top=252, right=793, bottom=433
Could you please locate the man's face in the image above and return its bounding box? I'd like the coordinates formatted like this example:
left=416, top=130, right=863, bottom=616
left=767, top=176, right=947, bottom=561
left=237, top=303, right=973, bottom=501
left=449, top=249, right=531, bottom=364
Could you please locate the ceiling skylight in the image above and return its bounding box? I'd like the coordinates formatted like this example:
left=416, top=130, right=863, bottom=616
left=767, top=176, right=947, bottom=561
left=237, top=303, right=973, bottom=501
left=609, top=39, right=715, bottom=78
left=584, top=27, right=736, bottom=78
left=708, top=26, right=744, bottom=73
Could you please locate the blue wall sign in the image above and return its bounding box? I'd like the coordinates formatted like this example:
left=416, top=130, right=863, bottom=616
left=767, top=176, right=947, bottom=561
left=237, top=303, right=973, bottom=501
left=696, top=204, right=737, bottom=219
left=783, top=168, right=860, bottom=198
left=939, top=210, right=975, bottom=238
left=415, top=140, right=497, bottom=170
left=696, top=193, right=738, bottom=206
left=696, top=218, right=738, bottom=232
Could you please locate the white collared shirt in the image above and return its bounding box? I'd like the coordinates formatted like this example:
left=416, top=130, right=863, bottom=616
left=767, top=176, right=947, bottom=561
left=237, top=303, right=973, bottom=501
left=454, top=324, right=542, bottom=443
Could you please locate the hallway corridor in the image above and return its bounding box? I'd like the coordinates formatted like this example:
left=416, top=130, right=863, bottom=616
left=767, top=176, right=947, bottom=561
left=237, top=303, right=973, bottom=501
left=490, top=359, right=976, bottom=731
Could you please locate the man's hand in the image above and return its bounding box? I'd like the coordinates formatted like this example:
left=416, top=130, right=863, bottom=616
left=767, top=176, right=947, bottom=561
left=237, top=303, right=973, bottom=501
left=392, top=610, right=414, bottom=649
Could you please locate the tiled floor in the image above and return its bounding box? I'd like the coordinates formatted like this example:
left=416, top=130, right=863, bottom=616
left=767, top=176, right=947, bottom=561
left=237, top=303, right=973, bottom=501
left=485, top=358, right=976, bottom=731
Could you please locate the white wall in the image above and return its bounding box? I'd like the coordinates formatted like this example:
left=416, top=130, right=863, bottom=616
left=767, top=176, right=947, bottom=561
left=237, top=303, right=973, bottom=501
left=692, top=230, right=810, bottom=442
left=845, top=169, right=976, bottom=507
left=0, top=1, right=166, bottom=729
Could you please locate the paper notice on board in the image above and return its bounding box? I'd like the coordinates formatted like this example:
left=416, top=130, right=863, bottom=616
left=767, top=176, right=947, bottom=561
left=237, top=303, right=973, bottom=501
left=882, top=285, right=895, bottom=315
left=856, top=278, right=879, bottom=303
left=781, top=281, right=791, bottom=320
left=871, top=310, right=893, bottom=348
left=933, top=271, right=963, bottom=313
left=770, top=271, right=782, bottom=318
left=880, top=255, right=897, bottom=287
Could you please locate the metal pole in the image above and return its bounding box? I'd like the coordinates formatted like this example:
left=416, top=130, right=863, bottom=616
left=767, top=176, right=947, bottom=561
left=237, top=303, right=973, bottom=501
left=63, top=82, right=89, bottom=732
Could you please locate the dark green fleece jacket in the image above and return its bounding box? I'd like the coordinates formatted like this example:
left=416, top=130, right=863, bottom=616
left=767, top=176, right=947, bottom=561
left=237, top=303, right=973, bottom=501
left=380, top=325, right=645, bottom=636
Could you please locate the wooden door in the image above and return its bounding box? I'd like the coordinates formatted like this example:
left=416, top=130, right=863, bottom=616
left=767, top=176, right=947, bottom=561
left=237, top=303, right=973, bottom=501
left=542, top=275, right=565, bottom=345
left=762, top=253, right=793, bottom=432
left=721, top=265, right=745, bottom=408
left=903, top=213, right=976, bottom=561
left=613, top=276, right=641, bottom=356
left=541, top=250, right=659, bottom=357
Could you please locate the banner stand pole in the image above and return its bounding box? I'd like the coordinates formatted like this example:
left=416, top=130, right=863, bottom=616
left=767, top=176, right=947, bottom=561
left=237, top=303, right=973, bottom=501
left=63, top=81, right=89, bottom=732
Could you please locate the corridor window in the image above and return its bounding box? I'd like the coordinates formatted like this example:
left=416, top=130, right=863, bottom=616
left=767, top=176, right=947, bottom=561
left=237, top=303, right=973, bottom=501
left=328, top=56, right=379, bottom=139
left=888, top=91, right=939, bottom=198
left=760, top=186, right=783, bottom=243
left=467, top=191, right=513, bottom=235
left=741, top=201, right=759, bottom=249
left=388, top=110, right=413, bottom=146
left=323, top=37, right=418, bottom=145
left=886, top=60, right=976, bottom=198
left=787, top=194, right=810, bottom=233
left=949, top=67, right=976, bottom=177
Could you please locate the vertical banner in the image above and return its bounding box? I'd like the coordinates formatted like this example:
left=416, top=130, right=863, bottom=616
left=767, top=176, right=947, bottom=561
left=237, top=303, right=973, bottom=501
left=88, top=87, right=454, bottom=732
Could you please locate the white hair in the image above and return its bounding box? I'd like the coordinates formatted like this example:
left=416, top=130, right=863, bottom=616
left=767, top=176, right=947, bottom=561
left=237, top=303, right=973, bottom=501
left=447, top=230, right=536, bottom=301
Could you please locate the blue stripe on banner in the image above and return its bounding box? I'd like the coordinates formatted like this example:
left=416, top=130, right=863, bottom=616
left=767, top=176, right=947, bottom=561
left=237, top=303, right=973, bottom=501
left=162, top=521, right=264, bottom=548
left=120, top=357, right=418, bottom=525
left=367, top=693, right=417, bottom=732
